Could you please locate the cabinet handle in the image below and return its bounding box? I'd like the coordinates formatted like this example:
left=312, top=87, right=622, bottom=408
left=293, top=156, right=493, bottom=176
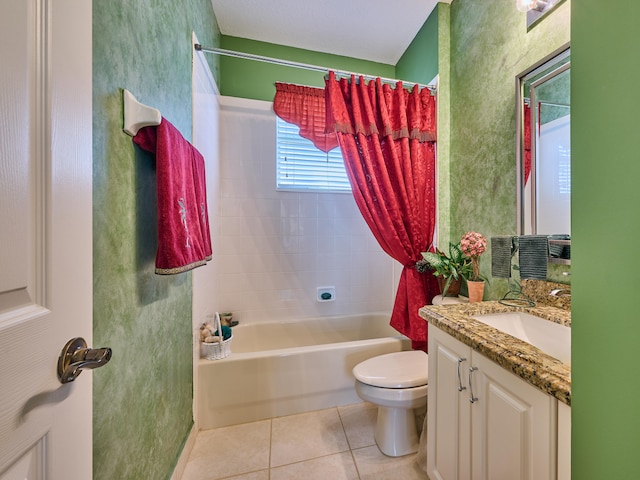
left=469, top=366, right=479, bottom=403
left=457, top=357, right=467, bottom=391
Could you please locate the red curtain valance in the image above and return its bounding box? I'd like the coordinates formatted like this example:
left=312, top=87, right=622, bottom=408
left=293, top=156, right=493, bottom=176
left=273, top=82, right=339, bottom=153
left=325, top=74, right=436, bottom=143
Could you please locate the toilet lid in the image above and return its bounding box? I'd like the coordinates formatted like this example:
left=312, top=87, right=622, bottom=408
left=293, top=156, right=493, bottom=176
left=353, top=350, right=428, bottom=388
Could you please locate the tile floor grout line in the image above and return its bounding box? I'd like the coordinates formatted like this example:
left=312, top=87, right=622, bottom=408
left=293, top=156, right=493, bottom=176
left=270, top=450, right=355, bottom=468
left=337, top=406, right=364, bottom=480
left=349, top=448, right=363, bottom=480
left=336, top=406, right=352, bottom=449
left=268, top=417, right=273, bottom=475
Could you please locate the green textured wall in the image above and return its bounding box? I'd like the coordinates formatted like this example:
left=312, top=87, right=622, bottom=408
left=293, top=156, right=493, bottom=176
left=446, top=0, right=570, bottom=298
left=396, top=5, right=439, bottom=86
left=436, top=4, right=452, bottom=250
left=219, top=36, right=396, bottom=101
left=572, top=1, right=640, bottom=477
left=92, top=1, right=219, bottom=479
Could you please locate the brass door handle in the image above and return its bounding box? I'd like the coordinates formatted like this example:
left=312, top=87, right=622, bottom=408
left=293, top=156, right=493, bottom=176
left=57, top=337, right=112, bottom=384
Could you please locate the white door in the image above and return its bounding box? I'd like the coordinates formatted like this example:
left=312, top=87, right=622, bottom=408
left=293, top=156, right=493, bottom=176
left=0, top=0, right=94, bottom=478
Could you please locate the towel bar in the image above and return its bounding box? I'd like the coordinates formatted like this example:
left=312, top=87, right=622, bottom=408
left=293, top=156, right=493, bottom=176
left=122, top=89, right=161, bottom=136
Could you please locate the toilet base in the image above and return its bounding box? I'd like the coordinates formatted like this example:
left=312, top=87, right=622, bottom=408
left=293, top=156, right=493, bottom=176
left=375, top=405, right=419, bottom=457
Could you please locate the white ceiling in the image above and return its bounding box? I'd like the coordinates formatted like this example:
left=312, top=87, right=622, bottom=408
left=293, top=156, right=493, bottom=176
left=210, top=0, right=447, bottom=65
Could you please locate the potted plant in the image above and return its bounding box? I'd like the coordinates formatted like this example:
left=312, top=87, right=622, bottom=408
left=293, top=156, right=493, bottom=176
left=419, top=242, right=472, bottom=297
left=460, top=231, right=487, bottom=302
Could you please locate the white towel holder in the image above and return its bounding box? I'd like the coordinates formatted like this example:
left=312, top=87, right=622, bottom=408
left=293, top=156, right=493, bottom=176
left=122, top=89, right=161, bottom=136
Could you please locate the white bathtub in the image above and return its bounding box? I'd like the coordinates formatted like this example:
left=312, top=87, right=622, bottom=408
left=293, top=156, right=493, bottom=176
left=197, top=313, right=411, bottom=429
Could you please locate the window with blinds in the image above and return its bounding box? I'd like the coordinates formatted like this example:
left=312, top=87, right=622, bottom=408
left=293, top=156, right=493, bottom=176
left=276, top=117, right=351, bottom=193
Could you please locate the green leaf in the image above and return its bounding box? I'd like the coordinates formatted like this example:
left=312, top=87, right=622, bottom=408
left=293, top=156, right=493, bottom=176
left=420, top=241, right=474, bottom=282
left=442, top=276, right=453, bottom=297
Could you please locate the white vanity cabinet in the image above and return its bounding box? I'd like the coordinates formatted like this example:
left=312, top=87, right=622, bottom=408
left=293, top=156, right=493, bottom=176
left=427, top=326, right=558, bottom=480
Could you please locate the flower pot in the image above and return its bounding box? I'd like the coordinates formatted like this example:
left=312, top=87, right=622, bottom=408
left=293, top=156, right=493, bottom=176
left=437, top=276, right=462, bottom=297
left=467, top=280, right=485, bottom=303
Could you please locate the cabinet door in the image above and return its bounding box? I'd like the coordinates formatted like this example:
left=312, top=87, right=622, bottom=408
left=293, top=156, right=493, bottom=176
left=428, top=328, right=472, bottom=480
left=470, top=353, right=557, bottom=480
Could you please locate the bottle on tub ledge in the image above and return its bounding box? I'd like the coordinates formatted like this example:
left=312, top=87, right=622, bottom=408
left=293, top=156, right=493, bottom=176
left=219, top=312, right=238, bottom=327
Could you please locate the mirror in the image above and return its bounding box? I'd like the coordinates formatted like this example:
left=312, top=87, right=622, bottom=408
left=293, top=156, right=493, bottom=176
left=517, top=46, right=571, bottom=265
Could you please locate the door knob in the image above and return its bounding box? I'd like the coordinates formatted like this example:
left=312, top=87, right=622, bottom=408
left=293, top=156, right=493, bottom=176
left=57, top=337, right=112, bottom=384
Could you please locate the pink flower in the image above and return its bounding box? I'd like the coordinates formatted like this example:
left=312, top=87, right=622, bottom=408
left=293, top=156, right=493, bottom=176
left=460, top=231, right=487, bottom=259
left=460, top=231, right=486, bottom=281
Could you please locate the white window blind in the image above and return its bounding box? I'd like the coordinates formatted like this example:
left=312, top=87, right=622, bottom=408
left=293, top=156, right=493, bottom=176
left=276, top=117, right=351, bottom=192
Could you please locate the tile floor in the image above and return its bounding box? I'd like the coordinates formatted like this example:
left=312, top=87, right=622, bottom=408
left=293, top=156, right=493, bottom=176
left=182, top=402, right=428, bottom=480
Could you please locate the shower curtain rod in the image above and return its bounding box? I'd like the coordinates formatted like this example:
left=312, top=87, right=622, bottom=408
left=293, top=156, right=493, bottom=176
left=194, top=44, right=437, bottom=92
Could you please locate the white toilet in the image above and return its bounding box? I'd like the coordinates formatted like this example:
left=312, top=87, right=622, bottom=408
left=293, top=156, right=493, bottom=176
left=352, top=350, right=428, bottom=457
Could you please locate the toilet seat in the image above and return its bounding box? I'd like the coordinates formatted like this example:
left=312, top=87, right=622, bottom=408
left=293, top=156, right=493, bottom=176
left=352, top=350, right=428, bottom=388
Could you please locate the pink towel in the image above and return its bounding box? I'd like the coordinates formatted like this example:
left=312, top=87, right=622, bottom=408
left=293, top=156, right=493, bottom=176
left=133, top=118, right=212, bottom=274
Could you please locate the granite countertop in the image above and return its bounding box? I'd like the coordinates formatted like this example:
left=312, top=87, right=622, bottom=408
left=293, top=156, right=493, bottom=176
left=419, top=301, right=571, bottom=406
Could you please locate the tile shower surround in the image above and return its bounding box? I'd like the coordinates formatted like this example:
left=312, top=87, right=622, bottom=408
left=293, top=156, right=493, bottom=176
left=213, top=97, right=397, bottom=325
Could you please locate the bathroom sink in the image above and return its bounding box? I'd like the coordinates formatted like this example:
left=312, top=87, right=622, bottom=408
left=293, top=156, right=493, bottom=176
left=471, top=312, right=571, bottom=365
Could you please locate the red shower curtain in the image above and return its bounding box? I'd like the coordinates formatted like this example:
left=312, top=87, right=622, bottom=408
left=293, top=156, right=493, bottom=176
left=524, top=102, right=532, bottom=184
left=325, top=72, right=438, bottom=351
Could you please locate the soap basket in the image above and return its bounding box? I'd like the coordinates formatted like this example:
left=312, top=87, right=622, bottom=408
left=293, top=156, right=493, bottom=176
left=201, top=312, right=232, bottom=360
